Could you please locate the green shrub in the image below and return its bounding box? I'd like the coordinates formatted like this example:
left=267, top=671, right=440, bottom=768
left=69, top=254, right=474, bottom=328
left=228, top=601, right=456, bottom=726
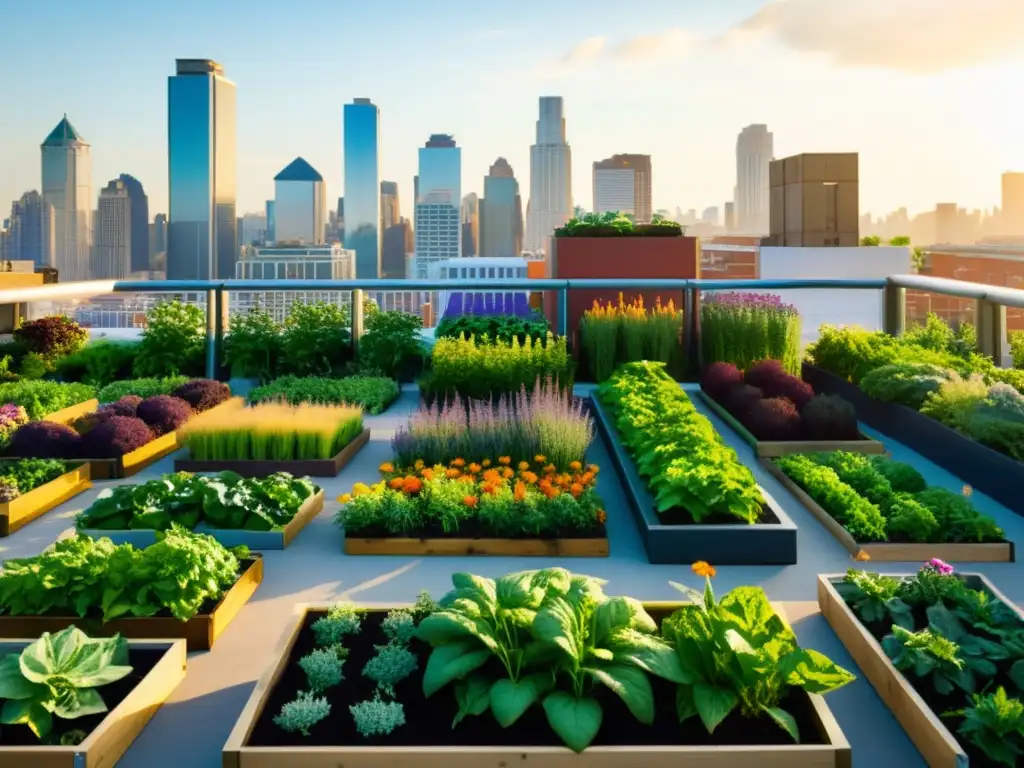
left=298, top=647, right=346, bottom=692
left=55, top=341, right=139, bottom=386
left=0, top=380, right=96, bottom=420
left=885, top=496, right=939, bottom=543
left=13, top=315, right=87, bottom=359
left=859, top=363, right=953, bottom=409
left=903, top=313, right=977, bottom=361
left=919, top=374, right=989, bottom=428
left=224, top=307, right=283, bottom=381
left=134, top=300, right=205, bottom=377
left=17, top=352, right=50, bottom=380
left=280, top=301, right=351, bottom=377
left=273, top=690, right=330, bottom=736
left=358, top=311, right=425, bottom=381
left=312, top=603, right=363, bottom=646
left=97, top=376, right=188, bottom=404
left=914, top=487, right=1004, bottom=543
left=435, top=312, right=550, bottom=345
left=868, top=455, right=926, bottom=493
left=1012, top=330, right=1024, bottom=369
left=248, top=375, right=399, bottom=415
left=554, top=208, right=682, bottom=237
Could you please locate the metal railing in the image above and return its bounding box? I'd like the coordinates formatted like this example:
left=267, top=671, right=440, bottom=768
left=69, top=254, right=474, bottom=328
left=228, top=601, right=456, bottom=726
left=0, top=274, right=1017, bottom=379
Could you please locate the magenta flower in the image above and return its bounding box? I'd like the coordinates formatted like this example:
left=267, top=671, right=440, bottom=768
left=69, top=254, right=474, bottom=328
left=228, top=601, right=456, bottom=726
left=923, top=558, right=954, bottom=575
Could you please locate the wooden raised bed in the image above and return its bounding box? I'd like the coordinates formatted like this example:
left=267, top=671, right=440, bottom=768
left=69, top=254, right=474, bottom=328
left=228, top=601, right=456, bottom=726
left=42, top=398, right=100, bottom=426
left=223, top=601, right=851, bottom=768
left=591, top=396, right=797, bottom=565
left=175, top=428, right=371, bottom=478
left=0, top=637, right=185, bottom=768
left=804, top=363, right=1024, bottom=517
left=0, top=462, right=91, bottom=536
left=762, top=459, right=1014, bottom=563
left=696, top=390, right=885, bottom=458
left=344, top=532, right=608, bottom=557
left=86, top=430, right=180, bottom=480
left=81, top=490, right=326, bottom=550
left=818, top=572, right=1019, bottom=768
left=0, top=555, right=263, bottom=651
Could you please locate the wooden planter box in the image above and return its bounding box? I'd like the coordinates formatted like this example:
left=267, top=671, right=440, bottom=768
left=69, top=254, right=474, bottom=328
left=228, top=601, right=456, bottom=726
left=42, top=398, right=100, bottom=425
left=81, top=490, right=325, bottom=551
left=818, top=572, right=1019, bottom=768
left=803, top=363, right=1024, bottom=517
left=85, top=430, right=181, bottom=480
left=591, top=396, right=797, bottom=565
left=0, top=556, right=263, bottom=651
left=0, top=462, right=91, bottom=536
left=344, top=532, right=608, bottom=557
left=0, top=637, right=185, bottom=768
left=175, top=428, right=370, bottom=478
left=762, top=459, right=1014, bottom=563
left=696, top=390, right=885, bottom=458
left=223, top=602, right=850, bottom=768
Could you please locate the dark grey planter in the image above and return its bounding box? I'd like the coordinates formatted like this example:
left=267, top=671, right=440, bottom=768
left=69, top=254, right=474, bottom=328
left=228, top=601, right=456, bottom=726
left=803, top=363, right=1024, bottom=517
left=590, top=396, right=798, bottom=565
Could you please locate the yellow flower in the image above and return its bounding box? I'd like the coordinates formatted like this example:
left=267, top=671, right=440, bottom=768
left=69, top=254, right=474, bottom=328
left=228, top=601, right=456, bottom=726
left=352, top=482, right=370, bottom=497
left=414, top=459, right=425, bottom=470
left=482, top=459, right=492, bottom=467
left=379, top=462, right=395, bottom=473
left=596, top=509, right=607, bottom=524
left=854, top=550, right=872, bottom=562
left=691, top=561, right=716, bottom=578
left=371, top=482, right=385, bottom=493
left=534, top=454, right=547, bottom=464
left=337, top=493, right=352, bottom=504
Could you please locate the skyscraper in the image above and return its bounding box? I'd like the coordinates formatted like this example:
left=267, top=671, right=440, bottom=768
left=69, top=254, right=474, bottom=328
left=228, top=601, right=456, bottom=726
left=273, top=157, right=326, bottom=244
left=116, top=174, right=150, bottom=274
left=414, top=135, right=461, bottom=274
left=380, top=181, right=400, bottom=230
left=480, top=158, right=523, bottom=257
left=461, top=193, right=479, bottom=257
left=525, top=97, right=572, bottom=255
left=167, top=59, right=237, bottom=280
left=6, top=191, right=54, bottom=267
left=1002, top=172, right=1024, bottom=234
left=592, top=154, right=652, bottom=223
left=41, top=115, right=92, bottom=280
left=724, top=201, right=735, bottom=232
left=736, top=124, right=773, bottom=234
left=151, top=213, right=167, bottom=263
left=94, top=179, right=132, bottom=278
left=343, top=98, right=381, bottom=278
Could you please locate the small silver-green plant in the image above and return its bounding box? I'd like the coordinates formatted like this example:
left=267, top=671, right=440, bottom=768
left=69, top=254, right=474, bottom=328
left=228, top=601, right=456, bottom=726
left=273, top=690, right=331, bottom=736
left=298, top=646, right=346, bottom=692
left=362, top=641, right=418, bottom=696
left=381, top=609, right=416, bottom=644
left=312, top=602, right=363, bottom=647
left=410, top=590, right=437, bottom=622
left=350, top=692, right=406, bottom=738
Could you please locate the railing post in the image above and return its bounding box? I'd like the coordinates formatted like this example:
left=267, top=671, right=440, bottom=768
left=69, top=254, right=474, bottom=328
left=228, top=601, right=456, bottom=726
left=684, top=285, right=700, bottom=377
left=883, top=280, right=906, bottom=337
left=557, top=286, right=568, bottom=340
left=351, top=288, right=365, bottom=356
left=975, top=298, right=1008, bottom=366
left=205, top=288, right=221, bottom=380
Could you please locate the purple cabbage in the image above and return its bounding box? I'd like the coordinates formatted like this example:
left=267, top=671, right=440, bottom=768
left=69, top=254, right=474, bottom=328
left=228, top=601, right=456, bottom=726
left=80, top=416, right=153, bottom=457
left=172, top=379, right=231, bottom=412
left=135, top=395, right=193, bottom=436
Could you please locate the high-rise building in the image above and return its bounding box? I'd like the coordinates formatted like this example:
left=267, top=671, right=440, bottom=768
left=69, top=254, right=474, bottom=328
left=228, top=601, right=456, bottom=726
left=273, top=157, right=326, bottom=244
left=41, top=115, right=92, bottom=280
left=461, top=193, right=479, bottom=257
left=724, top=201, right=735, bottom=232
left=1002, top=172, right=1024, bottom=234
left=767, top=153, right=859, bottom=247
left=343, top=98, right=381, bottom=278
left=480, top=158, right=523, bottom=257
left=592, top=154, right=652, bottom=223
left=150, top=213, right=167, bottom=264
left=238, top=212, right=268, bottom=249
left=94, top=179, right=132, bottom=278
left=380, top=181, right=400, bottom=230
left=382, top=218, right=412, bottom=279
left=6, top=191, right=54, bottom=267
left=736, top=124, right=773, bottom=234
left=116, top=174, right=150, bottom=273
left=525, top=97, right=572, bottom=255
left=167, top=59, right=237, bottom=280
left=265, top=200, right=276, bottom=244
left=415, top=134, right=461, bottom=275
left=935, top=203, right=959, bottom=244
left=702, top=207, right=719, bottom=226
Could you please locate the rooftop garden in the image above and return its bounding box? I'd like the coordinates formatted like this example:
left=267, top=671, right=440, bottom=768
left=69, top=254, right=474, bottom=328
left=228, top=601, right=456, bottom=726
left=554, top=208, right=684, bottom=237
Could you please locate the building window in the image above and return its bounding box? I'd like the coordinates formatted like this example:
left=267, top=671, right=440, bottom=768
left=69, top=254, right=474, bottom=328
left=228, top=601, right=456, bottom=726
left=488, top=267, right=495, bottom=278
left=470, top=268, right=476, bottom=278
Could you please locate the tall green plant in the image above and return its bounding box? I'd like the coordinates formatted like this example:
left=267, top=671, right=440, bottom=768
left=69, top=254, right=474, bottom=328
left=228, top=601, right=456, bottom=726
left=224, top=307, right=283, bottom=381
left=134, top=300, right=205, bottom=377
left=280, top=302, right=351, bottom=377
left=700, top=292, right=801, bottom=375
left=579, top=294, right=682, bottom=383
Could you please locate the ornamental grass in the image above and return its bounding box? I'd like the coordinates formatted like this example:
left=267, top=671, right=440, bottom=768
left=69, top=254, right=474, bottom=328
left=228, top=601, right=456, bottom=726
left=337, top=456, right=605, bottom=538
left=180, top=402, right=364, bottom=461
left=580, top=293, right=682, bottom=382
left=700, top=291, right=801, bottom=375
left=392, top=376, right=593, bottom=470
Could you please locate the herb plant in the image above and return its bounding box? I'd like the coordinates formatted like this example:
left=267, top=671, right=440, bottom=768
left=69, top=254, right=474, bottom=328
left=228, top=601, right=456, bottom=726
left=97, top=376, right=190, bottom=404
left=435, top=310, right=550, bottom=346
left=54, top=341, right=138, bottom=387
left=883, top=626, right=967, bottom=695
left=580, top=294, right=681, bottom=382
left=298, top=647, right=345, bottom=692
left=312, top=603, right=363, bottom=647
left=13, top=315, right=87, bottom=360
left=381, top=610, right=417, bottom=644
left=0, top=380, right=96, bottom=420
left=362, top=642, right=418, bottom=696
left=273, top=690, right=331, bottom=736
left=955, top=687, right=1024, bottom=767
left=0, top=458, right=68, bottom=501
left=280, top=301, right=351, bottom=377
left=249, top=374, right=399, bottom=415
left=350, top=693, right=406, bottom=738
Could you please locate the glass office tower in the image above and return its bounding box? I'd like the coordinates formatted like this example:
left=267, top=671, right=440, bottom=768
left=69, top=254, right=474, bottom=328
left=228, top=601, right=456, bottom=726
left=343, top=98, right=381, bottom=278
left=415, top=134, right=462, bottom=272
left=167, top=59, right=237, bottom=280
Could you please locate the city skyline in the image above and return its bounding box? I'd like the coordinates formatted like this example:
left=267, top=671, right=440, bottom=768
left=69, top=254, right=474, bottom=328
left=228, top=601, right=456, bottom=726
left=1, top=0, right=1020, bottom=224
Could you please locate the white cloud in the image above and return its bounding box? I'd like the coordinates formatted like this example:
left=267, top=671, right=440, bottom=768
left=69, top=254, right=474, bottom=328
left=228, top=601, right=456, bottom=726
left=562, top=36, right=607, bottom=66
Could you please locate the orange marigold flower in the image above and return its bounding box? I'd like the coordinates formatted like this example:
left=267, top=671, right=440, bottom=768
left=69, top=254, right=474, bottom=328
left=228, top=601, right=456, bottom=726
left=451, top=458, right=466, bottom=468
left=388, top=477, right=405, bottom=490
left=460, top=475, right=474, bottom=485
left=596, top=509, right=607, bottom=524
left=379, top=462, right=395, bottom=473
left=534, top=454, right=547, bottom=463
left=545, top=487, right=561, bottom=499
left=522, top=471, right=538, bottom=485
left=482, top=483, right=499, bottom=495
left=570, top=482, right=584, bottom=498
left=543, top=464, right=556, bottom=475
left=468, top=463, right=482, bottom=474
left=421, top=468, right=434, bottom=480
left=518, top=461, right=530, bottom=471
left=580, top=471, right=595, bottom=485
left=498, top=456, right=511, bottom=465
left=502, top=467, right=514, bottom=479
left=446, top=468, right=462, bottom=479
left=482, top=459, right=492, bottom=467
left=569, top=461, right=583, bottom=471
left=588, top=464, right=600, bottom=474
left=463, top=495, right=478, bottom=508
left=402, top=476, right=423, bottom=494
left=482, top=468, right=502, bottom=484
left=854, top=550, right=872, bottom=562
left=691, top=561, right=716, bottom=578
left=514, top=481, right=527, bottom=502
left=337, top=493, right=353, bottom=504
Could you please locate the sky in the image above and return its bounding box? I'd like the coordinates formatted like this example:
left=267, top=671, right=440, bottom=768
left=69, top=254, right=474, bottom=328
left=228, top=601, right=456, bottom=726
left=0, top=0, right=1022, bottom=221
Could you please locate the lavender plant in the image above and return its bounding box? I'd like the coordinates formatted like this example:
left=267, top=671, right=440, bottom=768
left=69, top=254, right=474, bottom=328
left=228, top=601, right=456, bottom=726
left=392, top=375, right=593, bottom=469
left=701, top=292, right=802, bottom=375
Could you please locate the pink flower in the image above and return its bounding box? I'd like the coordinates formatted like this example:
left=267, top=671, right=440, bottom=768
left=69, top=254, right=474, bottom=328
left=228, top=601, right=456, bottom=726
left=923, top=558, right=954, bottom=576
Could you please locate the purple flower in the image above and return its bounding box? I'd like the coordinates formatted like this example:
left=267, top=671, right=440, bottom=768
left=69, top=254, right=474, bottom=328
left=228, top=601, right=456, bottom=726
left=922, top=558, right=954, bottom=575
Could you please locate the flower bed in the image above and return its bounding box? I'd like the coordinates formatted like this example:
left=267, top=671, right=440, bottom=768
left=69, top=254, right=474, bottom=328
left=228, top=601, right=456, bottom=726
left=698, top=360, right=883, bottom=457
left=595, top=361, right=796, bottom=564
left=803, top=362, right=1024, bottom=517
left=819, top=562, right=1024, bottom=767
left=0, top=459, right=91, bottom=536
left=0, top=527, right=262, bottom=651
left=579, top=293, right=681, bottom=383
left=175, top=402, right=369, bottom=477
left=0, top=628, right=186, bottom=767
left=248, top=375, right=400, bottom=415
left=224, top=566, right=852, bottom=767
left=764, top=451, right=1012, bottom=562
left=75, top=472, right=324, bottom=550
left=700, top=292, right=801, bottom=376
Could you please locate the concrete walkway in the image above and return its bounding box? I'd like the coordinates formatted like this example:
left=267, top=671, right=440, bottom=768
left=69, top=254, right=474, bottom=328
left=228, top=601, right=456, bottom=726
left=5, top=382, right=1024, bottom=767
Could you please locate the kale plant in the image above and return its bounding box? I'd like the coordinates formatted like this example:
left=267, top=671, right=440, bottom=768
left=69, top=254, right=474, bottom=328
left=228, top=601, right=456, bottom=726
left=836, top=569, right=913, bottom=629
left=954, top=687, right=1024, bottom=767
left=883, top=626, right=967, bottom=696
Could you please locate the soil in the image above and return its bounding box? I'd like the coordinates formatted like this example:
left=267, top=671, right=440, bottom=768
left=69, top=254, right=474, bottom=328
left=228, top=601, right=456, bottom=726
left=346, top=522, right=606, bottom=541
left=0, top=646, right=165, bottom=746
left=656, top=503, right=781, bottom=527
left=247, top=610, right=828, bottom=749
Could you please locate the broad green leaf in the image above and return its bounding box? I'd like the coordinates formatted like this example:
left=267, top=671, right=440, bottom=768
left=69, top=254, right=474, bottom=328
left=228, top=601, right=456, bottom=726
left=49, top=686, right=109, bottom=719
left=676, top=684, right=698, bottom=723
left=533, top=598, right=578, bottom=659
left=542, top=691, right=603, bottom=753
left=1010, top=660, right=1024, bottom=692
left=585, top=663, right=655, bottom=724
left=761, top=705, right=801, bottom=742
left=718, top=587, right=779, bottom=644
left=501, top=607, right=538, bottom=631
left=417, top=611, right=497, bottom=650
left=0, top=654, right=46, bottom=700
left=1, top=698, right=53, bottom=739
left=422, top=640, right=490, bottom=698
left=496, top=571, right=545, bottom=610
left=490, top=673, right=552, bottom=727
left=693, top=683, right=739, bottom=733
left=607, top=628, right=690, bottom=684
left=724, top=629, right=755, bottom=655
left=450, top=573, right=497, bottom=606
left=926, top=604, right=966, bottom=642
left=780, top=649, right=855, bottom=694
left=530, top=568, right=571, bottom=597
left=668, top=580, right=705, bottom=609
left=453, top=675, right=491, bottom=728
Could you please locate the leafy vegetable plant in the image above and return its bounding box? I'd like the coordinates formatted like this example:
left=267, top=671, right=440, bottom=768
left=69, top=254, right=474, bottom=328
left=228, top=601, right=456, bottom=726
left=248, top=374, right=399, bottom=415
left=954, top=687, right=1024, bottom=767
